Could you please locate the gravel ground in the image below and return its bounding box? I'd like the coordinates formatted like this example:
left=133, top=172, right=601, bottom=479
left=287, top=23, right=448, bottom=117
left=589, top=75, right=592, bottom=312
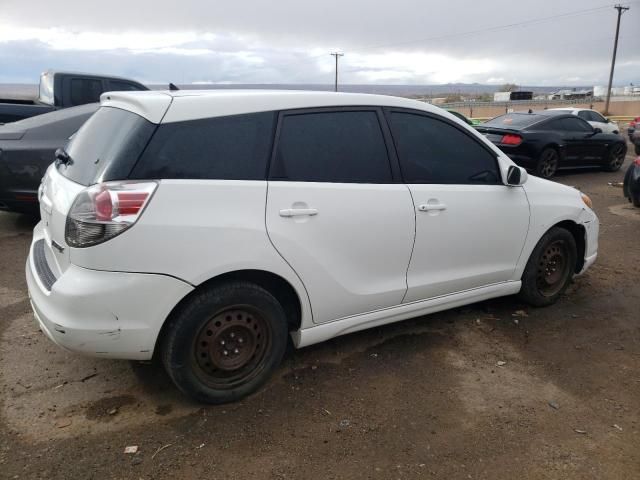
left=1, top=148, right=639, bottom=479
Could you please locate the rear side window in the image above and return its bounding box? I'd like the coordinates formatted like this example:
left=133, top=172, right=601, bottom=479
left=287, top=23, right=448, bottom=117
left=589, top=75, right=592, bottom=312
left=59, top=107, right=155, bottom=185
left=543, top=119, right=566, bottom=131
left=389, top=112, right=499, bottom=184
left=131, top=112, right=275, bottom=180
left=270, top=111, right=392, bottom=183
left=562, top=117, right=592, bottom=132
left=70, top=78, right=104, bottom=106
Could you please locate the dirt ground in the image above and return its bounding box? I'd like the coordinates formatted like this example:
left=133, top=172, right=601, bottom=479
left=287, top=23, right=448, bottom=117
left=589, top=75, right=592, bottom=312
left=1, top=148, right=639, bottom=480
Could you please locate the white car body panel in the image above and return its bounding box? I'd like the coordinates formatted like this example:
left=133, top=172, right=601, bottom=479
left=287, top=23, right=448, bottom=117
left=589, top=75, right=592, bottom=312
left=26, top=90, right=600, bottom=359
left=69, top=179, right=314, bottom=328
left=266, top=182, right=415, bottom=324
left=403, top=183, right=530, bottom=302
left=294, top=281, right=522, bottom=347
left=27, top=222, right=193, bottom=360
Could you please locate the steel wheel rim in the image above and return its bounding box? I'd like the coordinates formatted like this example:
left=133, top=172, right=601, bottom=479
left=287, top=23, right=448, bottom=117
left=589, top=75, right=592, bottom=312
left=193, top=306, right=272, bottom=389
left=536, top=240, right=571, bottom=297
left=540, top=150, right=558, bottom=178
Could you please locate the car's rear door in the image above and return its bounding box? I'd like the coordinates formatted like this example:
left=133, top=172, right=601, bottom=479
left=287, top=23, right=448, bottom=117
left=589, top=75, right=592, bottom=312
left=386, top=108, right=530, bottom=302
left=265, top=108, right=415, bottom=324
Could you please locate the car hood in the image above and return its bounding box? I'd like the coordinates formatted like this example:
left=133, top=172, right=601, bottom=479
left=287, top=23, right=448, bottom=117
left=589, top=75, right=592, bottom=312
left=523, top=172, right=584, bottom=200
left=0, top=124, right=26, bottom=140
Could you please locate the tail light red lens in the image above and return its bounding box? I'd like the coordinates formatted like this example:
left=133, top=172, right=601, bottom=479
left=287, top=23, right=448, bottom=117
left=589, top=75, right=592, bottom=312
left=635, top=157, right=640, bottom=166
left=501, top=134, right=522, bottom=146
left=65, top=181, right=157, bottom=248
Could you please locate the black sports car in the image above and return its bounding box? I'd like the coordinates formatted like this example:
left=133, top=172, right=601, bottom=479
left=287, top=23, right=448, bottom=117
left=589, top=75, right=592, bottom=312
left=476, top=111, right=627, bottom=179
left=0, top=103, right=98, bottom=213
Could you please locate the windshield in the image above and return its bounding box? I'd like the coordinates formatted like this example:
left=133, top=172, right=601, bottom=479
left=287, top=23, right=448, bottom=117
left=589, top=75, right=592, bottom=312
left=57, top=106, right=155, bottom=186
left=38, top=72, right=54, bottom=106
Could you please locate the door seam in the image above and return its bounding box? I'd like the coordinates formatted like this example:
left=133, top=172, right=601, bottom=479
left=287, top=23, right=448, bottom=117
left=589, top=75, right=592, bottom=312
left=400, top=184, right=417, bottom=304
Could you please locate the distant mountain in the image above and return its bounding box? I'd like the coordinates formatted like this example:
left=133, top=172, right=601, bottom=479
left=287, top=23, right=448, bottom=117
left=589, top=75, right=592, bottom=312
left=0, top=82, right=591, bottom=100
left=150, top=83, right=585, bottom=97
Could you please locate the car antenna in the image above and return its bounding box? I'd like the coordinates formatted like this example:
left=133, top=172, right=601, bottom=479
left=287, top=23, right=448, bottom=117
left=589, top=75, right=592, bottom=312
left=169, top=83, right=180, bottom=91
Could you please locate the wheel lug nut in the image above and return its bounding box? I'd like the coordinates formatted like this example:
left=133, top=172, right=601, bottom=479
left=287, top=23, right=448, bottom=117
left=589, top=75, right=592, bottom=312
left=220, top=340, right=225, bottom=346
left=238, top=338, right=244, bottom=344
left=223, top=350, right=228, bottom=356
left=234, top=348, right=239, bottom=354
left=230, top=332, right=235, bottom=338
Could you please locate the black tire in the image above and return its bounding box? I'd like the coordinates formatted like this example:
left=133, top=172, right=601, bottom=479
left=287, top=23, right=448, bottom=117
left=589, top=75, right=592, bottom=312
left=161, top=281, right=288, bottom=404
left=633, top=194, right=640, bottom=208
left=535, top=148, right=559, bottom=179
left=518, top=227, right=577, bottom=307
left=603, top=143, right=626, bottom=172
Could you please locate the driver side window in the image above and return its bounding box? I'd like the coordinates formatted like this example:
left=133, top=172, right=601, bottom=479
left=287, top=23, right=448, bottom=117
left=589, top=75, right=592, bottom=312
left=389, top=111, right=500, bottom=184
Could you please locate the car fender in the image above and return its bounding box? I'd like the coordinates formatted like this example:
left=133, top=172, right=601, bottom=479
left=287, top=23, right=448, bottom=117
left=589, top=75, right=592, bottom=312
left=515, top=175, right=594, bottom=279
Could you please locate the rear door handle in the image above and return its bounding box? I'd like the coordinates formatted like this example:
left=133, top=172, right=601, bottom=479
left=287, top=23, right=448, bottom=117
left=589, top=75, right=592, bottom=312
left=279, top=208, right=318, bottom=217
left=418, top=203, right=447, bottom=212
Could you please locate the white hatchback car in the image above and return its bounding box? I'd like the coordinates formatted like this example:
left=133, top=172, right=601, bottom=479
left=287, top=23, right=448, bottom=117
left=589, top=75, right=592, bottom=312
left=550, top=108, right=620, bottom=134
left=27, top=90, right=599, bottom=403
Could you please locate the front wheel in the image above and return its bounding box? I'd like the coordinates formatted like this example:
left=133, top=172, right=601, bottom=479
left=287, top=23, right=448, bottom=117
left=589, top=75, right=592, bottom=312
left=536, top=148, right=559, bottom=179
left=603, top=143, right=626, bottom=172
left=518, top=227, right=577, bottom=307
left=161, top=281, right=288, bottom=404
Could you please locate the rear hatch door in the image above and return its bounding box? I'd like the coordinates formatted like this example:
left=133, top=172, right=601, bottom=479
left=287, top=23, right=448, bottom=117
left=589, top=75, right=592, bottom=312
left=40, top=104, right=162, bottom=275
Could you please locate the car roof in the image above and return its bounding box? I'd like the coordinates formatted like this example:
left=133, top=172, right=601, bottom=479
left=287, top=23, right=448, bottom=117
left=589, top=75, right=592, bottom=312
left=99, top=89, right=448, bottom=124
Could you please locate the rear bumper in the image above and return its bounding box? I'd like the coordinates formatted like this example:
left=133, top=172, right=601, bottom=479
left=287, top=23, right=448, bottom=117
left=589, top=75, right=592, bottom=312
left=26, top=237, right=193, bottom=360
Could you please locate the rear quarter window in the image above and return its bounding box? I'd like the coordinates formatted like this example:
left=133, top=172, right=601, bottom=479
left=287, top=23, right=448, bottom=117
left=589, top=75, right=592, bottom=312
left=58, top=106, right=155, bottom=185
left=130, top=112, right=276, bottom=180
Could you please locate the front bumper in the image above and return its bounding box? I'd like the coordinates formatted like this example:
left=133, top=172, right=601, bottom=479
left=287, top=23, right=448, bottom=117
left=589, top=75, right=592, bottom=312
left=26, top=239, right=193, bottom=360
left=577, top=208, right=599, bottom=276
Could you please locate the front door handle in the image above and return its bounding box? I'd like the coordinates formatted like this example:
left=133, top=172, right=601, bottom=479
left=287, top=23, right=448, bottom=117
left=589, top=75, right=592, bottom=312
left=418, top=203, right=447, bottom=212
left=279, top=208, right=318, bottom=217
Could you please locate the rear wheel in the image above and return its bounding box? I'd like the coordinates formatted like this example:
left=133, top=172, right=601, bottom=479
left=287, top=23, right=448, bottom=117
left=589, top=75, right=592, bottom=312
left=518, top=227, right=577, bottom=307
left=603, top=143, right=626, bottom=172
left=536, top=148, right=559, bottom=179
left=161, top=281, right=288, bottom=404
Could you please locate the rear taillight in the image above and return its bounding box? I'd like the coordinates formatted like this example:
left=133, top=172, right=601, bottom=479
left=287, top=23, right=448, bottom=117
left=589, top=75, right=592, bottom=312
left=500, top=134, right=522, bottom=146
left=635, top=157, right=640, bottom=166
left=65, top=181, right=157, bottom=248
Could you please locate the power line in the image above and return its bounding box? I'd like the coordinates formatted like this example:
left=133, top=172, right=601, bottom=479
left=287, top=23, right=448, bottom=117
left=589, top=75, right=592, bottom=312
left=297, top=1, right=635, bottom=66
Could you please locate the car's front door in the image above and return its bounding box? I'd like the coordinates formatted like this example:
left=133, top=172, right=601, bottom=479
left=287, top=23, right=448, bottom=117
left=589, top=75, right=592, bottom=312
left=265, top=108, right=415, bottom=324
left=563, top=117, right=606, bottom=164
left=386, top=109, right=530, bottom=302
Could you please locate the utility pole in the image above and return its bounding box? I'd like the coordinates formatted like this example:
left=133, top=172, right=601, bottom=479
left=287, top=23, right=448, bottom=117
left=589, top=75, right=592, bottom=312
left=604, top=4, right=629, bottom=115
left=330, top=52, right=344, bottom=92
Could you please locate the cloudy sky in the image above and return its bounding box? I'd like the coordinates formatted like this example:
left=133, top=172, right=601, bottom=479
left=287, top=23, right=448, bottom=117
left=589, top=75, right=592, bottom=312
left=1, top=0, right=639, bottom=86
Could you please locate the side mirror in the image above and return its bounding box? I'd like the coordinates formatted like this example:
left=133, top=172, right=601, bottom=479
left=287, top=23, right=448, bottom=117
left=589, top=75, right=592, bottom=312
left=605, top=118, right=610, bottom=123
left=593, top=127, right=602, bottom=134
left=506, top=165, right=527, bottom=186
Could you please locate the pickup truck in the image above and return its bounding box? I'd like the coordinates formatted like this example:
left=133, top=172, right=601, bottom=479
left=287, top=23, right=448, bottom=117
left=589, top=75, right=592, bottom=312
left=0, top=70, right=148, bottom=123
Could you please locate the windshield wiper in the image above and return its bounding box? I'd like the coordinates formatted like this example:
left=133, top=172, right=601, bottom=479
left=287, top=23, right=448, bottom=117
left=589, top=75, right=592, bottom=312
left=55, top=147, right=73, bottom=166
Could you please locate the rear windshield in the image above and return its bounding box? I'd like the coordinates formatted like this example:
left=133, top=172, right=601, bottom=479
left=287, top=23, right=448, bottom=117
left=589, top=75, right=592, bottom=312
left=483, top=113, right=545, bottom=129
left=57, top=106, right=155, bottom=186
